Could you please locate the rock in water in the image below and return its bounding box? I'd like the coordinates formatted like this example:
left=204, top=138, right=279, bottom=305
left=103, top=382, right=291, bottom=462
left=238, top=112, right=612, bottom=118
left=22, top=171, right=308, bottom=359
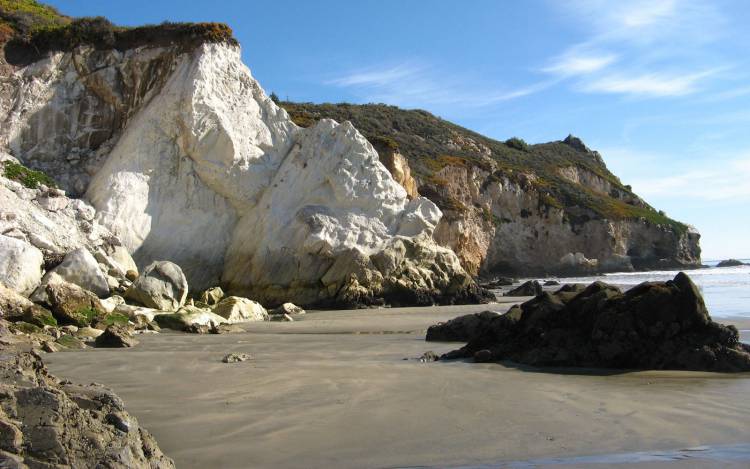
left=505, top=280, right=542, bottom=297
left=0, top=351, right=174, bottom=468
left=125, top=261, right=188, bottom=311
left=716, top=259, right=746, bottom=267
left=429, top=273, right=750, bottom=372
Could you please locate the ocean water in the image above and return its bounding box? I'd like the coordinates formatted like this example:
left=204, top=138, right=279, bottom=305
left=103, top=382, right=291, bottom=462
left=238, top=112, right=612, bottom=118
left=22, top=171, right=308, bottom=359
left=553, top=259, right=750, bottom=319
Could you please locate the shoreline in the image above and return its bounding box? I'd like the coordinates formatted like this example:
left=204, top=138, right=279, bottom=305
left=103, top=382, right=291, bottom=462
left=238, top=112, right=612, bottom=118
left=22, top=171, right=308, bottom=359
left=45, top=304, right=750, bottom=469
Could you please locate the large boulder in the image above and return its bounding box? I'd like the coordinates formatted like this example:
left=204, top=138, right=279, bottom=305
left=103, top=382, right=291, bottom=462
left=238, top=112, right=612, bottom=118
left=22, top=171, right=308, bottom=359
left=212, top=297, right=269, bottom=323
left=716, top=259, right=746, bottom=267
left=0, top=235, right=43, bottom=296
left=153, top=306, right=228, bottom=331
left=0, top=351, right=174, bottom=468
left=45, top=280, right=105, bottom=327
left=430, top=273, right=750, bottom=372
left=125, top=261, right=188, bottom=311
left=42, top=248, right=110, bottom=297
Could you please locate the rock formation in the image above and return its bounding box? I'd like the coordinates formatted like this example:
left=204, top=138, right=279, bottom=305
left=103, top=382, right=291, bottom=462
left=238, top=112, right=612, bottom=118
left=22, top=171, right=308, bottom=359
left=280, top=104, right=703, bottom=277
left=427, top=273, right=750, bottom=372
left=0, top=350, right=174, bottom=468
left=0, top=15, right=482, bottom=307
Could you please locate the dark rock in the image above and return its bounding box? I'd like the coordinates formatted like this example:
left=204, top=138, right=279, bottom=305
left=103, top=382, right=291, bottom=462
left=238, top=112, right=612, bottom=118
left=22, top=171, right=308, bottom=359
left=505, top=280, right=542, bottom=297
left=543, top=280, right=560, bottom=286
left=222, top=353, right=252, bottom=363
left=716, top=259, right=746, bottom=267
left=426, top=311, right=502, bottom=342
left=22, top=305, right=57, bottom=328
left=429, top=273, right=750, bottom=372
left=0, top=351, right=174, bottom=468
left=481, top=277, right=516, bottom=288
left=95, top=325, right=138, bottom=348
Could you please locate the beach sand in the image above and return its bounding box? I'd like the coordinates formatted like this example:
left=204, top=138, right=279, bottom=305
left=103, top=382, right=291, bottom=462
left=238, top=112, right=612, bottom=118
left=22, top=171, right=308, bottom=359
left=45, top=302, right=750, bottom=468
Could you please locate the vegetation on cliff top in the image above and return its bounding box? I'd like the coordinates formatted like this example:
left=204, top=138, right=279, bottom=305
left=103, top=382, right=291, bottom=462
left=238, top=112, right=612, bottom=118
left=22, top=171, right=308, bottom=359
left=1, top=0, right=235, bottom=64
left=280, top=101, right=688, bottom=234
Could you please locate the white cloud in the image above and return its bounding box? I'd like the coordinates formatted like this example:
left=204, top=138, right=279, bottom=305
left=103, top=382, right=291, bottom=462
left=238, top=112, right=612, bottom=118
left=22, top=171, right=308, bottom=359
left=543, top=51, right=617, bottom=76
left=326, top=62, right=553, bottom=109
left=581, top=69, right=721, bottom=97
left=326, top=64, right=423, bottom=87
left=546, top=0, right=729, bottom=99
left=616, top=155, right=750, bottom=201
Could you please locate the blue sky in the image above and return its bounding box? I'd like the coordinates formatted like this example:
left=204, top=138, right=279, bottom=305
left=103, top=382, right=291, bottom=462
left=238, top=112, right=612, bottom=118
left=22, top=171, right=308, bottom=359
left=47, top=0, right=750, bottom=259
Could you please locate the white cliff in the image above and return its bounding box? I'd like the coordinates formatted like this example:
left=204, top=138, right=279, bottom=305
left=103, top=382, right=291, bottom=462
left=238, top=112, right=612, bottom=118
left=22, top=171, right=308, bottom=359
left=0, top=41, right=478, bottom=306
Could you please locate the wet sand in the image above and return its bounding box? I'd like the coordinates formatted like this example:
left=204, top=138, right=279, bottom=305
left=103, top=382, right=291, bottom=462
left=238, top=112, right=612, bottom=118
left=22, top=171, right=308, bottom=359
left=46, top=303, right=750, bottom=469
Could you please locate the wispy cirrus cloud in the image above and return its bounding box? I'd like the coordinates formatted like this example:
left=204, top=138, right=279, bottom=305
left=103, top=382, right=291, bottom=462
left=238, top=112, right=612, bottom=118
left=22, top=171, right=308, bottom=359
left=326, top=61, right=555, bottom=109
left=600, top=146, right=750, bottom=202
left=581, top=68, right=725, bottom=98
left=543, top=0, right=730, bottom=98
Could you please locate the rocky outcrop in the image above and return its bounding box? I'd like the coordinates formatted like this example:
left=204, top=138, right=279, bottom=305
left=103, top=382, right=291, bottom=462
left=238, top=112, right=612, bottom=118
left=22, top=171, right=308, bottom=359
left=427, top=273, right=750, bottom=372
left=280, top=103, right=703, bottom=278
left=1, top=31, right=480, bottom=307
left=717, top=259, right=746, bottom=267
left=0, top=351, right=174, bottom=468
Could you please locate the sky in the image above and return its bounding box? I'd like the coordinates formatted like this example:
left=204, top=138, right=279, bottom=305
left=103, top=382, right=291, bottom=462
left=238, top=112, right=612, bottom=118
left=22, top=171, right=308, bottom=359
left=46, top=0, right=750, bottom=260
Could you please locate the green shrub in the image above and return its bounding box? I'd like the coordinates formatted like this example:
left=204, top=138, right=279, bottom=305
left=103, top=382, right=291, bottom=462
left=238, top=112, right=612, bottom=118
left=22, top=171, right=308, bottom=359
left=504, top=137, right=529, bottom=152
left=2, top=160, right=56, bottom=188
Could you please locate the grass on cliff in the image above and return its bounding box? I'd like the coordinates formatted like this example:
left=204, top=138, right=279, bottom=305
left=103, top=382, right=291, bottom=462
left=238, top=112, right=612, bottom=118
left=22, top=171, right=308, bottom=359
left=280, top=101, right=688, bottom=234
left=3, top=160, right=56, bottom=188
left=1, top=1, right=236, bottom=64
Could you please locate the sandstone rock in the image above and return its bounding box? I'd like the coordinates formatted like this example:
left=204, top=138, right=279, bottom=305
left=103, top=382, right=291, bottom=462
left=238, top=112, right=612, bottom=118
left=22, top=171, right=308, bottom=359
left=0, top=351, right=174, bottom=468
left=0, top=284, right=34, bottom=321
left=199, top=287, right=224, bottom=306
left=0, top=235, right=43, bottom=296
left=222, top=352, right=252, bottom=363
left=42, top=248, right=109, bottom=297
left=431, top=273, right=750, bottom=372
left=22, top=305, right=57, bottom=328
left=95, top=325, right=138, bottom=348
left=153, top=306, right=228, bottom=331
left=100, top=295, right=126, bottom=313
left=271, top=302, right=305, bottom=316
left=213, top=297, right=269, bottom=323
left=114, top=304, right=164, bottom=323
left=74, top=326, right=104, bottom=341
left=505, top=280, right=542, bottom=297
left=55, top=334, right=87, bottom=350
left=125, top=261, right=188, bottom=311
left=45, top=281, right=105, bottom=327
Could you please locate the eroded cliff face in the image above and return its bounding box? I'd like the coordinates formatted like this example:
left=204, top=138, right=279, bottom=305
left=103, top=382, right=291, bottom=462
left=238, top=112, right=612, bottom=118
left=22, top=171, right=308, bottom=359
left=0, top=41, right=479, bottom=306
left=427, top=161, right=701, bottom=277
left=280, top=104, right=702, bottom=278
